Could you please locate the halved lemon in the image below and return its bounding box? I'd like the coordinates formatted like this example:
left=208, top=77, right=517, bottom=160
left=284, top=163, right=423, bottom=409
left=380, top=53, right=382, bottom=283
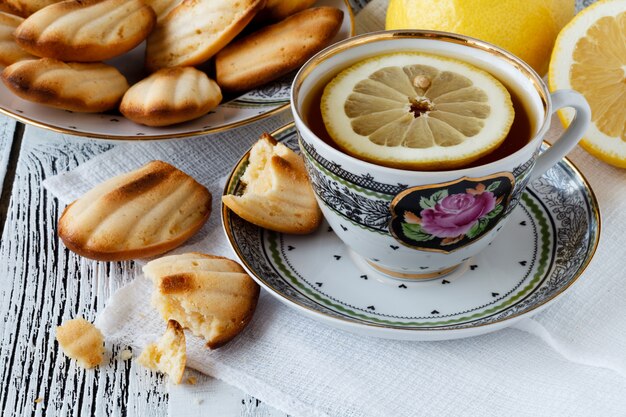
left=548, top=0, right=626, bottom=168
left=320, top=52, right=514, bottom=170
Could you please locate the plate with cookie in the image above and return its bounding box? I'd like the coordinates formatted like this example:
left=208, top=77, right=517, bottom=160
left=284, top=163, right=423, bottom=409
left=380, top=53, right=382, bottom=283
left=0, top=0, right=354, bottom=140
left=221, top=123, right=600, bottom=341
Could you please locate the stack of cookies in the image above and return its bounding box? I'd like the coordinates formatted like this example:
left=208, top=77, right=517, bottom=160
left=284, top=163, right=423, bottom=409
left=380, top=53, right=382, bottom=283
left=0, top=0, right=344, bottom=126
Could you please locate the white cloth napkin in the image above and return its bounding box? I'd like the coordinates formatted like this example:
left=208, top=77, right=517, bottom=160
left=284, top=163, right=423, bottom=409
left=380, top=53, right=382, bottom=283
left=43, top=1, right=626, bottom=416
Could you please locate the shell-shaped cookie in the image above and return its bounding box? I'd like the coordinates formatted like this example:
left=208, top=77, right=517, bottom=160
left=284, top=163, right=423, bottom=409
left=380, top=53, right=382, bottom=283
left=58, top=161, right=212, bottom=261
left=144, top=253, right=260, bottom=349
left=14, top=0, right=156, bottom=62
left=120, top=67, right=222, bottom=127
left=1, top=0, right=61, bottom=18
left=1, top=58, right=129, bottom=112
left=0, top=12, right=35, bottom=67
left=145, top=0, right=264, bottom=72
left=216, top=6, right=344, bottom=92
left=144, top=0, right=181, bottom=22
left=255, top=0, right=316, bottom=22
left=222, top=133, right=322, bottom=234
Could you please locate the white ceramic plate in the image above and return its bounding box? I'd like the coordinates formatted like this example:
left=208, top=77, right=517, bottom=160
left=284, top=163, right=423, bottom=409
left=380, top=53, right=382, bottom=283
left=0, top=0, right=354, bottom=140
left=222, top=124, right=601, bottom=341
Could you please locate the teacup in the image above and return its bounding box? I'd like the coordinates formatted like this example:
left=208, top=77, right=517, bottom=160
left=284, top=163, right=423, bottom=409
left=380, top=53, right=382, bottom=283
left=291, top=30, right=591, bottom=280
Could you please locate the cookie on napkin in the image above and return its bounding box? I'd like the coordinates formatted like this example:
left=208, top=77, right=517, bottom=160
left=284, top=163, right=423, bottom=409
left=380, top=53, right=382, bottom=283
left=138, top=319, right=186, bottom=384
left=144, top=253, right=260, bottom=349
left=58, top=161, right=212, bottom=261
left=222, top=133, right=322, bottom=234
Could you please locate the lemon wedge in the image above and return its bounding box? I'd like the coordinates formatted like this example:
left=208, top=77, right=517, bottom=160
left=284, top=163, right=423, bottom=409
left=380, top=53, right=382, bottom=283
left=320, top=53, right=515, bottom=170
left=548, top=0, right=626, bottom=168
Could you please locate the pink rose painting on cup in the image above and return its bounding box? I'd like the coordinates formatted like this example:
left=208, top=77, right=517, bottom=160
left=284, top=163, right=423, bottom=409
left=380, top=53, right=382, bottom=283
left=389, top=174, right=514, bottom=252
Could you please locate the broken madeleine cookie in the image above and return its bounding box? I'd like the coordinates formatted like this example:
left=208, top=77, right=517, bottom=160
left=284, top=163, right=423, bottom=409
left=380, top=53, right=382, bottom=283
left=58, top=161, right=212, bottom=261
left=222, top=133, right=322, bottom=234
left=120, top=67, right=222, bottom=127
left=56, top=317, right=105, bottom=369
left=138, top=320, right=186, bottom=384
left=144, top=253, right=260, bottom=349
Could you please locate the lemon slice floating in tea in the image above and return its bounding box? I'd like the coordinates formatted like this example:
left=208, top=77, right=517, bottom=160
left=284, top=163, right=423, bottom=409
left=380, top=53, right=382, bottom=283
left=320, top=52, right=515, bottom=170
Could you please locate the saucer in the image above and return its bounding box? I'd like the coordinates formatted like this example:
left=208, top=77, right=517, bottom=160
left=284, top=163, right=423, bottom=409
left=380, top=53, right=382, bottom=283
left=222, top=124, right=601, bottom=341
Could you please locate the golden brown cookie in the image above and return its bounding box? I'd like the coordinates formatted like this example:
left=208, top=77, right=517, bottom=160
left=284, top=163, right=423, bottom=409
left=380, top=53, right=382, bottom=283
left=0, top=12, right=35, bottom=67
left=138, top=320, right=186, bottom=384
left=120, top=67, right=222, bottom=127
left=0, top=0, right=61, bottom=18
left=222, top=133, right=322, bottom=234
left=145, top=0, right=265, bottom=72
left=56, top=317, right=105, bottom=369
left=144, top=253, right=260, bottom=349
left=254, top=0, right=315, bottom=22
left=14, top=0, right=156, bottom=62
left=58, top=161, right=212, bottom=261
left=1, top=58, right=129, bottom=112
left=215, top=6, right=343, bottom=92
left=144, top=0, right=180, bottom=21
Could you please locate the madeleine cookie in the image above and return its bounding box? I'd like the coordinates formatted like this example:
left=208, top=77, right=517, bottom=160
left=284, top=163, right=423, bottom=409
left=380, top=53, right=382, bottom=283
left=144, top=253, right=260, bottom=349
left=144, top=0, right=180, bottom=21
left=138, top=320, right=186, bottom=384
left=120, top=67, right=222, bottom=127
left=58, top=161, right=212, bottom=261
left=222, top=133, right=322, bottom=234
left=0, top=12, right=35, bottom=67
left=1, top=0, right=61, bottom=17
left=56, top=317, right=104, bottom=369
left=1, top=58, right=128, bottom=112
left=215, top=6, right=343, bottom=92
left=14, top=0, right=156, bottom=62
left=145, top=0, right=265, bottom=71
left=255, top=0, right=315, bottom=22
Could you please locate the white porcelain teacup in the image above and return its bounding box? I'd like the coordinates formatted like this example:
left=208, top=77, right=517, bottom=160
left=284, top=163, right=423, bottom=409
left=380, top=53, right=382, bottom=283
left=291, top=30, right=591, bottom=280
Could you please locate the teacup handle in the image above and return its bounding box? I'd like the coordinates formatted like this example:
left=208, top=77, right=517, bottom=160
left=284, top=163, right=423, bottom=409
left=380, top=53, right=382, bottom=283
left=530, top=89, right=591, bottom=182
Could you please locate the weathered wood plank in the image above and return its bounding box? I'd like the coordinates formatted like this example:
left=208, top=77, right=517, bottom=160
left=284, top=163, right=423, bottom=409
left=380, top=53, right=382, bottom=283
left=0, top=127, right=170, bottom=417
left=0, top=115, right=17, bottom=196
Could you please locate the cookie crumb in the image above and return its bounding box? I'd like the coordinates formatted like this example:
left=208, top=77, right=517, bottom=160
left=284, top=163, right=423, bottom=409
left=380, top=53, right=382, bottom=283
left=56, top=317, right=104, bottom=369
left=34, top=397, right=43, bottom=404
left=187, top=376, right=197, bottom=385
left=119, top=349, right=133, bottom=361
